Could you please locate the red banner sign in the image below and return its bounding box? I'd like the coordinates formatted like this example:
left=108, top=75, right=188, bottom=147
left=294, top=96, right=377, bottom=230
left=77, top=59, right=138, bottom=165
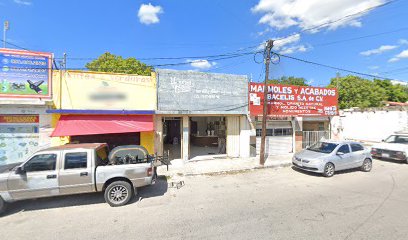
left=0, top=115, right=39, bottom=123
left=249, top=83, right=338, bottom=117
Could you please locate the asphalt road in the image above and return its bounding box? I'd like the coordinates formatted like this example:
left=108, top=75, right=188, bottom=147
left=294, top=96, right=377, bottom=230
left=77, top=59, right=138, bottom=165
left=1, top=159, right=408, bottom=240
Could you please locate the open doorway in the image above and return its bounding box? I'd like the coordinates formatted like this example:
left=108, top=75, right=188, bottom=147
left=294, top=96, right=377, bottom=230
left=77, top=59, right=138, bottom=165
left=163, top=117, right=182, bottom=160
left=189, top=116, right=226, bottom=159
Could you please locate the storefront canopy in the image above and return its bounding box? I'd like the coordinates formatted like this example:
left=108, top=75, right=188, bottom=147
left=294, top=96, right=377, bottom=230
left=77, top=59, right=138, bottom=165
left=50, top=115, right=153, bottom=137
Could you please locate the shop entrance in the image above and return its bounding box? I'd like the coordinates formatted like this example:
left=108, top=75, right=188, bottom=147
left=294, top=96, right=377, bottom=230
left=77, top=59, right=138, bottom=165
left=163, top=118, right=182, bottom=160
left=71, top=132, right=140, bottom=151
left=189, top=116, right=226, bottom=159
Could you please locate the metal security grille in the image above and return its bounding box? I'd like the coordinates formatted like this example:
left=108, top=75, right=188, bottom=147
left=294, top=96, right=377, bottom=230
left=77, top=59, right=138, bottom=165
left=302, top=131, right=330, bottom=149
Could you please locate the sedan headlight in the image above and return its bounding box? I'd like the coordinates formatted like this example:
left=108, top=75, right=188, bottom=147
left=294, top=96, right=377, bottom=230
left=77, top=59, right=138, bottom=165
left=293, top=156, right=301, bottom=161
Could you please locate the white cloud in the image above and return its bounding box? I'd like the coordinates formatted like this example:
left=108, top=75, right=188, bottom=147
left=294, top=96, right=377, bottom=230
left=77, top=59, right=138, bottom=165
left=388, top=57, right=399, bottom=63
left=360, top=45, right=398, bottom=56
left=138, top=3, right=163, bottom=25
left=388, top=49, right=408, bottom=63
left=251, top=0, right=385, bottom=32
left=189, top=60, right=216, bottom=69
left=256, top=28, right=271, bottom=37
left=399, top=39, right=408, bottom=45
left=279, top=45, right=309, bottom=55
left=14, top=0, right=32, bottom=5
left=368, top=66, right=379, bottom=70
left=274, top=34, right=300, bottom=50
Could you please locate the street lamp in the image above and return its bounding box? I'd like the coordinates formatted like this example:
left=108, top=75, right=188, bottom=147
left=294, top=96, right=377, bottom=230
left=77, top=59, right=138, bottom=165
left=3, top=21, right=9, bottom=48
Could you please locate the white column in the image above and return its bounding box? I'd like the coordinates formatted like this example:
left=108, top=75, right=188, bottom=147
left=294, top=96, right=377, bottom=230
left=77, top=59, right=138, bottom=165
left=154, top=115, right=163, bottom=156
left=227, top=116, right=240, bottom=158
left=181, top=116, right=190, bottom=162
left=239, top=115, right=251, bottom=158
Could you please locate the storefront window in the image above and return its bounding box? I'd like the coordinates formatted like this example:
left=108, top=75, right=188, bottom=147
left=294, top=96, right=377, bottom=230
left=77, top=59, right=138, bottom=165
left=256, top=128, right=292, bottom=136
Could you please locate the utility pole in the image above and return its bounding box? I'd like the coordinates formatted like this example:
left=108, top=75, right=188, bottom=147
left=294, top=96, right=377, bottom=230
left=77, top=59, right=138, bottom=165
left=260, top=39, right=274, bottom=165
left=336, top=72, right=340, bottom=90
left=59, top=53, right=66, bottom=109
left=3, top=21, right=9, bottom=48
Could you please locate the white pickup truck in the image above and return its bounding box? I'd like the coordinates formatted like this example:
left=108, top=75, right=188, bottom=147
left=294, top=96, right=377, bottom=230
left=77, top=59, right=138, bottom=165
left=371, top=131, right=408, bottom=163
left=0, top=143, right=159, bottom=215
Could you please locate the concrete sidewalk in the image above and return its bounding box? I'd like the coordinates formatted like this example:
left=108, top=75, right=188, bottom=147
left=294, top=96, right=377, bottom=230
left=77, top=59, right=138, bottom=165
left=157, top=154, right=293, bottom=177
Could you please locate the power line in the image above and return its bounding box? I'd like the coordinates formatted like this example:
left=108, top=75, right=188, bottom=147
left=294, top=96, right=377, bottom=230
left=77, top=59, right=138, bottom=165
left=313, top=27, right=408, bottom=47
left=4, top=50, right=261, bottom=71
left=0, top=39, right=29, bottom=51
left=55, top=44, right=262, bottom=61
left=379, top=66, right=408, bottom=74
left=274, top=51, right=405, bottom=81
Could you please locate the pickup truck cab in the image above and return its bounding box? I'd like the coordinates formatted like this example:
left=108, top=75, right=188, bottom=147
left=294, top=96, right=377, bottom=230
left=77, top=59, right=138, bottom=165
left=0, top=143, right=156, bottom=214
left=371, top=131, right=408, bottom=163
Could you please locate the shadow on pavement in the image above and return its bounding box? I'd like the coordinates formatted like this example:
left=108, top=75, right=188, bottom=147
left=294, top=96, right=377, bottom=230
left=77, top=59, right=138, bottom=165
left=291, top=166, right=368, bottom=177
left=2, top=192, right=105, bottom=217
left=133, top=175, right=168, bottom=201
left=373, top=157, right=406, bottom=165
left=2, top=176, right=169, bottom=217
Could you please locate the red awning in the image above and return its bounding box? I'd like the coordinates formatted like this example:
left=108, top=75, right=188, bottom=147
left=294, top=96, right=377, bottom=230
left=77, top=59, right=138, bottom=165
left=50, top=115, right=153, bottom=137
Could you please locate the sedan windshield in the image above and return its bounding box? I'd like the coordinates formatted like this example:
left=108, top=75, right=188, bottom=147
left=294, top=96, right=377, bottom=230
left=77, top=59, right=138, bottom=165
left=307, top=142, right=338, bottom=154
left=384, top=135, right=408, bottom=144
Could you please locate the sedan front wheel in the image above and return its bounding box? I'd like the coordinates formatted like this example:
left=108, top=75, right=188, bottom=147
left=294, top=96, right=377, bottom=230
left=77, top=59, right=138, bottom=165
left=361, top=158, right=372, bottom=172
left=323, top=163, right=335, bottom=177
left=0, top=196, right=6, bottom=216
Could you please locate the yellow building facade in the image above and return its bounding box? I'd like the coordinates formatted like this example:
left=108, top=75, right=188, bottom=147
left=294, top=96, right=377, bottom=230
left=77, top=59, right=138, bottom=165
left=49, top=70, right=156, bottom=154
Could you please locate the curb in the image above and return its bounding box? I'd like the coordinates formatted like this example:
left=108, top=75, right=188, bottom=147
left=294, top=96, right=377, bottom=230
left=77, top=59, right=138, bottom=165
left=162, top=161, right=293, bottom=177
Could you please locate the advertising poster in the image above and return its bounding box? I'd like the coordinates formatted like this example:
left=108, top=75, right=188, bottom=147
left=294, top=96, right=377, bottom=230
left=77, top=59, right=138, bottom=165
left=0, top=48, right=52, bottom=98
left=249, top=83, right=338, bottom=117
left=0, top=115, right=40, bottom=165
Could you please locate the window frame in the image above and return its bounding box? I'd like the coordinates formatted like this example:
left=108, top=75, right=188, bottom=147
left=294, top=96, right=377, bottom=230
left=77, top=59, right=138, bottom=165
left=64, top=152, right=88, bottom=170
left=350, top=144, right=364, bottom=152
left=256, top=128, right=293, bottom=137
left=337, top=144, right=351, bottom=154
left=23, top=153, right=58, bottom=172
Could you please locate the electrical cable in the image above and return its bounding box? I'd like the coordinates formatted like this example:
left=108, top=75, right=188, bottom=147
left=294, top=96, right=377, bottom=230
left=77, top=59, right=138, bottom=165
left=0, top=39, right=29, bottom=51
left=274, top=51, right=405, bottom=81
left=314, top=27, right=408, bottom=47
left=4, top=50, right=262, bottom=71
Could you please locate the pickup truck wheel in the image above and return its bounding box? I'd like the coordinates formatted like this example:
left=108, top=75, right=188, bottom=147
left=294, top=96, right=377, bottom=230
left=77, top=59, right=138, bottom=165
left=104, top=181, right=133, bottom=207
left=0, top=197, right=6, bottom=215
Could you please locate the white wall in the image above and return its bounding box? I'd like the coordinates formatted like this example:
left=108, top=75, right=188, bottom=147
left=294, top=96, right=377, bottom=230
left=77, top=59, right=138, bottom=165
left=239, top=116, right=251, bottom=158
left=226, top=116, right=240, bottom=158
left=331, top=109, right=408, bottom=142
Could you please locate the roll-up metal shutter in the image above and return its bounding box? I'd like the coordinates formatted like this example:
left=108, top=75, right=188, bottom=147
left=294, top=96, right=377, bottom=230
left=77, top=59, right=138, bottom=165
left=256, top=121, right=293, bottom=156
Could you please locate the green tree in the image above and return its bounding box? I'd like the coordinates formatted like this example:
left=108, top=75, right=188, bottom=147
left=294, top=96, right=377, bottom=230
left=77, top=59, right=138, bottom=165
left=267, top=76, right=309, bottom=86
left=328, top=75, right=388, bottom=109
left=373, top=79, right=408, bottom=103
left=85, top=52, right=152, bottom=76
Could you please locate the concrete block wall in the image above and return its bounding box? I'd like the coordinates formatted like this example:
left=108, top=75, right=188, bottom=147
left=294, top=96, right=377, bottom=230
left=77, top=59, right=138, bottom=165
left=331, top=108, right=408, bottom=142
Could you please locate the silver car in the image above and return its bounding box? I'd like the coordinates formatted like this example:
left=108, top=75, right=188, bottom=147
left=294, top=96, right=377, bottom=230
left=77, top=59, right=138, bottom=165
left=292, top=140, right=373, bottom=177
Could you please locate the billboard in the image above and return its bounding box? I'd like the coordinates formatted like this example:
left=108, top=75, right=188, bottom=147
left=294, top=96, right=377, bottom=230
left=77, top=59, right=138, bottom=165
left=0, top=48, right=52, bottom=98
left=53, top=71, right=156, bottom=110
left=249, top=83, right=338, bottom=117
left=157, top=69, right=248, bottom=114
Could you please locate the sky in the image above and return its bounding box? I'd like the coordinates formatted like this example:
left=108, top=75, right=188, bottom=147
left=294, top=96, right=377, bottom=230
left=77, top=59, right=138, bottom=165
left=1, top=0, right=408, bottom=86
